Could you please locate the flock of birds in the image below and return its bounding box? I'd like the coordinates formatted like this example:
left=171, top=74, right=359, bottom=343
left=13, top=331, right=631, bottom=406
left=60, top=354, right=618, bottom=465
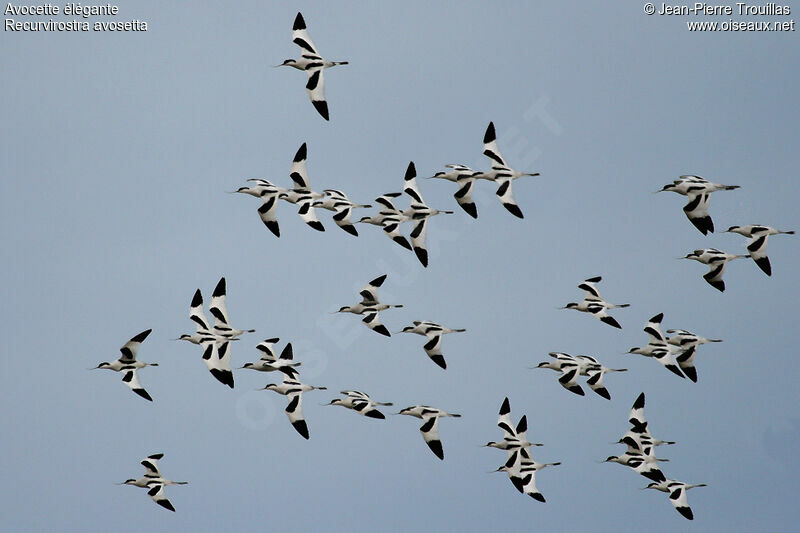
left=90, top=11, right=794, bottom=522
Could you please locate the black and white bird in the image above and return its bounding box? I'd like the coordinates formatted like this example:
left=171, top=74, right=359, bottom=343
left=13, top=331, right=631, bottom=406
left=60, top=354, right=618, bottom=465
left=561, top=276, right=629, bottom=329
left=277, top=12, right=348, bottom=121
left=357, top=192, right=413, bottom=250
left=119, top=453, right=188, bottom=512
left=484, top=397, right=544, bottom=453
left=261, top=375, right=327, bottom=439
left=92, top=329, right=157, bottom=401
left=395, top=405, right=461, bottom=460
left=334, top=274, right=403, bottom=336
left=241, top=338, right=301, bottom=378
left=625, top=313, right=687, bottom=379
left=314, top=189, right=371, bottom=236
left=324, top=390, right=392, bottom=419
left=177, top=283, right=244, bottom=388
left=279, top=143, right=325, bottom=232
left=533, top=352, right=626, bottom=399
left=725, top=224, right=794, bottom=276
left=495, top=448, right=561, bottom=502
left=666, top=328, right=722, bottom=348
left=681, top=248, right=746, bottom=292
left=481, top=122, right=540, bottom=218
left=426, top=164, right=489, bottom=219
left=658, top=175, right=740, bottom=234
left=616, top=393, right=675, bottom=458
left=643, top=479, right=707, bottom=520
left=231, top=179, right=285, bottom=237
left=397, top=321, right=466, bottom=370
left=400, top=161, right=454, bottom=267
left=602, top=451, right=669, bottom=483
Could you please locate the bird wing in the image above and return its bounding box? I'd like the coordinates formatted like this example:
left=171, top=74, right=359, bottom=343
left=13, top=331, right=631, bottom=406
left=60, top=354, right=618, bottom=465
left=380, top=218, right=412, bottom=250
left=189, top=289, right=211, bottom=332
left=668, top=484, right=694, bottom=520
left=746, top=231, right=771, bottom=275
left=495, top=177, right=523, bottom=219
left=257, top=193, right=281, bottom=238
left=402, top=161, right=426, bottom=206
left=683, top=192, right=713, bottom=235
left=578, top=276, right=603, bottom=299
left=201, top=341, right=234, bottom=388
left=482, top=121, right=508, bottom=169
left=362, top=310, right=391, bottom=337
left=140, top=453, right=164, bottom=477
left=419, top=415, right=443, bottom=460
left=208, top=277, right=231, bottom=329
left=628, top=393, right=648, bottom=433
left=255, top=338, right=279, bottom=362
left=643, top=313, right=666, bottom=344
left=331, top=204, right=358, bottom=235
left=557, top=362, right=585, bottom=396
left=359, top=275, right=386, bottom=305
left=304, top=68, right=329, bottom=121
left=289, top=143, right=310, bottom=189
left=422, top=331, right=446, bottom=369
left=410, top=218, right=429, bottom=267
left=297, top=197, right=325, bottom=231
left=497, top=397, right=515, bottom=437
left=373, top=192, right=403, bottom=213
left=285, top=390, right=309, bottom=439
left=453, top=176, right=478, bottom=218
left=147, top=484, right=175, bottom=512
left=122, top=369, right=152, bottom=401
left=119, top=329, right=152, bottom=363
left=291, top=12, right=319, bottom=56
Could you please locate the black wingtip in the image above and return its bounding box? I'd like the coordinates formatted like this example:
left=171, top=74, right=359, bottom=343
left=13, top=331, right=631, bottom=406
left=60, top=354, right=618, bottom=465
left=706, top=278, right=725, bottom=292
left=677, top=506, right=694, bottom=520
left=341, top=224, right=359, bottom=236
left=394, top=236, right=412, bottom=250
left=530, top=492, right=546, bottom=503
left=460, top=202, right=478, bottom=219
left=292, top=420, right=310, bottom=440
left=292, top=12, right=306, bottom=30
left=666, top=364, right=686, bottom=379
left=312, top=100, right=329, bottom=121
left=568, top=385, right=585, bottom=396
left=754, top=256, right=772, bottom=276
left=601, top=315, right=622, bottom=329
left=499, top=397, right=511, bottom=415
left=427, top=440, right=444, bottom=460
left=503, top=202, right=524, bottom=219
left=414, top=247, right=429, bottom=268
left=371, top=274, right=387, bottom=286
left=156, top=499, right=176, bottom=512
left=483, top=121, right=496, bottom=143
left=191, top=289, right=202, bottom=307
left=430, top=353, right=447, bottom=370
left=210, top=369, right=235, bottom=388
left=595, top=387, right=611, bottom=400
left=365, top=410, right=385, bottom=419
left=373, top=324, right=391, bottom=337
left=307, top=220, right=325, bottom=232
left=650, top=313, right=664, bottom=323
left=130, top=329, right=152, bottom=343
left=633, top=392, right=645, bottom=409
left=264, top=220, right=280, bottom=237
left=133, top=388, right=153, bottom=402
left=212, top=277, right=226, bottom=298
left=404, top=161, right=416, bottom=181
left=682, top=366, right=698, bottom=383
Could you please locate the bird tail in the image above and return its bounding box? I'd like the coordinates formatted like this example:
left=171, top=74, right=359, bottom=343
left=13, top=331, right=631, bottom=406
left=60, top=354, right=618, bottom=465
left=724, top=185, right=740, bottom=190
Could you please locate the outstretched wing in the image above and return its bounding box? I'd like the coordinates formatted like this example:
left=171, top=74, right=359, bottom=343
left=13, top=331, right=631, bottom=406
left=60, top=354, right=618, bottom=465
left=119, top=329, right=152, bottom=363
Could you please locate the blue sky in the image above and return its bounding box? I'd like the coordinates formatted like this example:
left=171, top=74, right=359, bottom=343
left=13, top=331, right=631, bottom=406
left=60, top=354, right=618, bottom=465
left=2, top=2, right=799, bottom=531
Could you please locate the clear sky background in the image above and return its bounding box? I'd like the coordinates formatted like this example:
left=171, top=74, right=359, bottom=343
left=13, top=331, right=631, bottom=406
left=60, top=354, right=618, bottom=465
left=2, top=1, right=799, bottom=531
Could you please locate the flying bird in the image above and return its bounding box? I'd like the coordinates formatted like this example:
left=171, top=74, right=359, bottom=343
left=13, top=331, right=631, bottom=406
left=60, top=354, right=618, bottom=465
left=92, top=329, right=157, bottom=401
left=324, top=390, right=393, bottom=419
left=261, top=375, right=327, bottom=439
left=230, top=179, right=285, bottom=237
left=240, top=338, right=301, bottom=378
left=680, top=248, right=746, bottom=292
left=625, top=313, right=686, bottom=379
left=481, top=122, right=540, bottom=218
left=119, top=453, right=188, bottom=512
left=314, top=189, right=371, bottom=236
left=725, top=224, right=794, bottom=276
left=397, top=320, right=465, bottom=370
left=277, top=12, right=348, bottom=120
left=278, top=143, right=326, bottom=232
left=334, top=274, right=403, bottom=336
left=426, top=164, right=489, bottom=218
left=643, top=479, right=707, bottom=520
left=399, top=161, right=454, bottom=266
left=657, top=175, right=740, bottom=234
left=561, top=276, right=629, bottom=329
left=395, top=405, right=461, bottom=460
